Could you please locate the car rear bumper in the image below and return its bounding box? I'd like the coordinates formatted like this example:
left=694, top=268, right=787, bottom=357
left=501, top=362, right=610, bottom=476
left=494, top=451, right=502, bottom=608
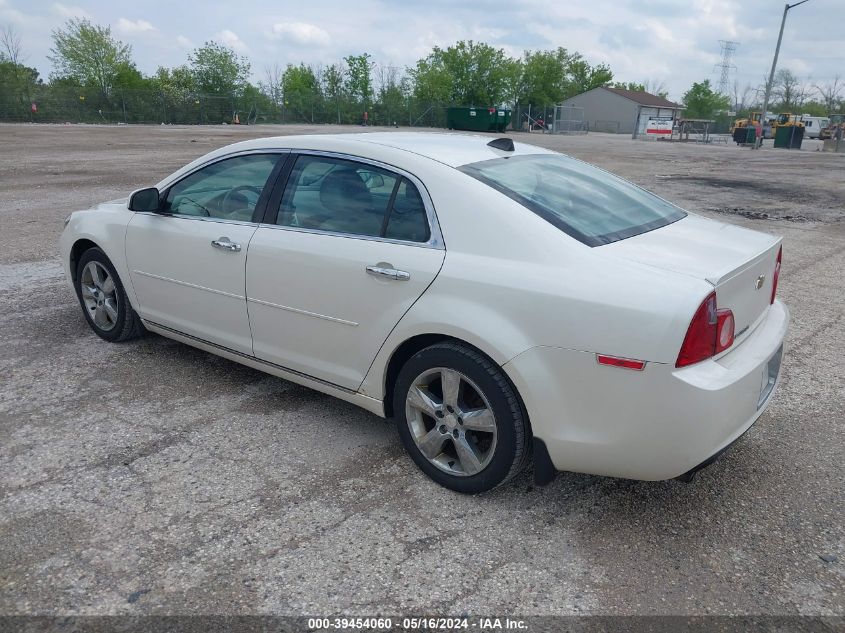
left=503, top=300, right=789, bottom=481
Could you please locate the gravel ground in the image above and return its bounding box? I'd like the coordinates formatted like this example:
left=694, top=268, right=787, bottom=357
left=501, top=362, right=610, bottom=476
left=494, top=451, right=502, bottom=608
left=0, top=124, right=843, bottom=618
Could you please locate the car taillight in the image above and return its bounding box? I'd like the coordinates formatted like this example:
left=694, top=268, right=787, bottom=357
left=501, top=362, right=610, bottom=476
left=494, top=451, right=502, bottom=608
left=676, top=292, right=735, bottom=367
left=716, top=309, right=734, bottom=353
left=771, top=245, right=782, bottom=304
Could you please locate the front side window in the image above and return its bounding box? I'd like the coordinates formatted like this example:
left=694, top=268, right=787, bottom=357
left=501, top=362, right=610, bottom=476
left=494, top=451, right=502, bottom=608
left=459, top=154, right=686, bottom=246
left=162, top=154, right=279, bottom=222
left=276, top=155, right=430, bottom=243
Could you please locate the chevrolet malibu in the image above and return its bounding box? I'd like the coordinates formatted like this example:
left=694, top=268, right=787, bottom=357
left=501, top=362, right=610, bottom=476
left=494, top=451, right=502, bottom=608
left=60, top=133, right=788, bottom=493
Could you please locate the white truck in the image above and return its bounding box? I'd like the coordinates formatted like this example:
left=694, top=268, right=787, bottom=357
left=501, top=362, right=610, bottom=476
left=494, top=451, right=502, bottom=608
left=800, top=115, right=830, bottom=139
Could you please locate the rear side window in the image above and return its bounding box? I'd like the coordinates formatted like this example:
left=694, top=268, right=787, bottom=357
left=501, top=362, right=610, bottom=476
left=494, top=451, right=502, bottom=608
left=276, top=155, right=430, bottom=243
left=459, top=154, right=686, bottom=246
left=384, top=179, right=430, bottom=243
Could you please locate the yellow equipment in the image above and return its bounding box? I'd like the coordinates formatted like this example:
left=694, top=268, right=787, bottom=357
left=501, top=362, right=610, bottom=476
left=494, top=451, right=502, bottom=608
left=772, top=112, right=804, bottom=132
left=820, top=114, right=845, bottom=140
left=730, top=111, right=764, bottom=135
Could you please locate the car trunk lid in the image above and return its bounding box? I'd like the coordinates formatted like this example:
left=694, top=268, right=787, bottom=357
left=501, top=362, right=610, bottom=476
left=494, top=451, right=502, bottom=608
left=599, top=214, right=781, bottom=343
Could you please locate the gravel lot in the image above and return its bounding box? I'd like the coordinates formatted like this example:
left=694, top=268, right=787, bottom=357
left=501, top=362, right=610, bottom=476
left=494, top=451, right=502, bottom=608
left=1, top=124, right=843, bottom=618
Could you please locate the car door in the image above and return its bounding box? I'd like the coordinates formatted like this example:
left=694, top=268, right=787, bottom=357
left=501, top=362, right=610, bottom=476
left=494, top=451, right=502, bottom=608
left=126, top=152, right=285, bottom=354
left=246, top=152, right=445, bottom=390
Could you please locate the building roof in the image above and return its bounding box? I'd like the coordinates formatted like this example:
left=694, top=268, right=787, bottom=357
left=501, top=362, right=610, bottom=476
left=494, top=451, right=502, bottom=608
left=600, top=87, right=683, bottom=109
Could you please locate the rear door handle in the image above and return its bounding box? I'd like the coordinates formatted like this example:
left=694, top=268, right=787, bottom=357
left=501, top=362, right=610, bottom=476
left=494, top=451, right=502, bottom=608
left=211, top=237, right=241, bottom=252
left=366, top=265, right=410, bottom=281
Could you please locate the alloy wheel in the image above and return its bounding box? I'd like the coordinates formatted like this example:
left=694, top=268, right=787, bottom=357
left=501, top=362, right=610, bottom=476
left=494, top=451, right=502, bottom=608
left=404, top=367, right=498, bottom=477
left=79, top=261, right=119, bottom=332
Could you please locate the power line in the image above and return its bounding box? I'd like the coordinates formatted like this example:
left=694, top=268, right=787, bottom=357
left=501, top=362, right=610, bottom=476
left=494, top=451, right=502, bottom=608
left=714, top=40, right=739, bottom=96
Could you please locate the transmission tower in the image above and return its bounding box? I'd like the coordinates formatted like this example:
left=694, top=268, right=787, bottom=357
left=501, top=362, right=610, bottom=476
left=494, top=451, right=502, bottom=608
left=714, top=40, right=739, bottom=96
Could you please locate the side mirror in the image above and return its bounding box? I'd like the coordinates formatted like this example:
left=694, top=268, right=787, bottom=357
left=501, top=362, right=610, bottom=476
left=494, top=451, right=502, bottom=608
left=128, top=187, right=161, bottom=212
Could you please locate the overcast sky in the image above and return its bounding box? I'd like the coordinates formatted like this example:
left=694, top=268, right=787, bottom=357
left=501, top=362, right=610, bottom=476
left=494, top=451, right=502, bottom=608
left=2, top=0, right=842, bottom=101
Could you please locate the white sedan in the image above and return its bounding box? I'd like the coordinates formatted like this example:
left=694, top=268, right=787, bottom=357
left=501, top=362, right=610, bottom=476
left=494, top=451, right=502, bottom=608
left=60, top=133, right=788, bottom=493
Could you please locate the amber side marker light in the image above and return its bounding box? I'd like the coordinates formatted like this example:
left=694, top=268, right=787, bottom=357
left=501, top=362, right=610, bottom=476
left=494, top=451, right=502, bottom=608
left=596, top=354, right=646, bottom=371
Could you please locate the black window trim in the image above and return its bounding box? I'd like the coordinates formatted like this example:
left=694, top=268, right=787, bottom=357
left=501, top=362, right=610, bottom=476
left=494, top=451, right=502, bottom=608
left=260, top=150, right=444, bottom=250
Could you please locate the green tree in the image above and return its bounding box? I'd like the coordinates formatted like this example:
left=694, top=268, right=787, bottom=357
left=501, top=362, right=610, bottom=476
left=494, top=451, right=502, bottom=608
left=772, top=68, right=809, bottom=112
left=814, top=76, right=842, bottom=113
left=797, top=100, right=830, bottom=117
left=682, top=79, right=730, bottom=119
left=408, top=54, right=452, bottom=103
left=49, top=18, right=132, bottom=97
left=0, top=58, right=40, bottom=120
left=322, top=63, right=345, bottom=123
left=517, top=48, right=576, bottom=105
left=1, top=23, right=41, bottom=112
left=517, top=47, right=614, bottom=105
left=513, top=47, right=612, bottom=106
left=612, top=81, right=646, bottom=92
left=374, top=64, right=405, bottom=125
left=566, top=58, right=612, bottom=98
left=189, top=41, right=250, bottom=97
left=344, top=53, right=374, bottom=108
left=282, top=63, right=319, bottom=121
left=152, top=65, right=197, bottom=101
left=410, top=40, right=520, bottom=106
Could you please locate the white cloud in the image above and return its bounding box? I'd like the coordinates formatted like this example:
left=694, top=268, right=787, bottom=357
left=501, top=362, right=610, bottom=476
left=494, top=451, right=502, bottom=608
left=216, top=29, right=248, bottom=53
left=0, top=0, right=39, bottom=25
left=176, top=35, right=193, bottom=49
left=270, top=21, right=330, bottom=46
left=116, top=18, right=155, bottom=34
left=52, top=3, right=90, bottom=19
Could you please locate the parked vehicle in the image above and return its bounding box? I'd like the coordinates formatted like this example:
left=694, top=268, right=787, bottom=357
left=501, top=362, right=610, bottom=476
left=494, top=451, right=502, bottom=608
left=60, top=133, right=788, bottom=493
left=799, top=115, right=829, bottom=139
left=730, top=111, right=775, bottom=139
left=820, top=114, right=845, bottom=140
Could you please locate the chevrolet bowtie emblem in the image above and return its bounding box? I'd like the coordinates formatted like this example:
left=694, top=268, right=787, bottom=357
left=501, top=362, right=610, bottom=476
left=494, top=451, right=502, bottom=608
left=755, top=274, right=766, bottom=290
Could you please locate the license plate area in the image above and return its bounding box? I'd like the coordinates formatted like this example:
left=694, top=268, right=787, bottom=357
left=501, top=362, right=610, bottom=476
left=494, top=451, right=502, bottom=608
left=757, top=344, right=783, bottom=409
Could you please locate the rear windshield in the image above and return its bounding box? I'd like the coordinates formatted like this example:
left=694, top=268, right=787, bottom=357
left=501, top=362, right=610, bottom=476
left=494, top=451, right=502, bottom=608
left=459, top=154, right=686, bottom=246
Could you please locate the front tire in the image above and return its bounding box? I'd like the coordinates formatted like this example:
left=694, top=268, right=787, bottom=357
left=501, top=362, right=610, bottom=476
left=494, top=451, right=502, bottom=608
left=394, top=342, right=530, bottom=494
left=75, top=247, right=144, bottom=342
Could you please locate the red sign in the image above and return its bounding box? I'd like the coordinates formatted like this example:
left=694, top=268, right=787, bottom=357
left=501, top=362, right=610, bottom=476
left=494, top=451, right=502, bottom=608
left=31, top=102, right=37, bottom=113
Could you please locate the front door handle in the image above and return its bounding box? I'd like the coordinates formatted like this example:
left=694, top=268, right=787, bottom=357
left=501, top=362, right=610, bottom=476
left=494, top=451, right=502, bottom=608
left=211, top=237, right=241, bottom=252
left=366, top=265, right=410, bottom=281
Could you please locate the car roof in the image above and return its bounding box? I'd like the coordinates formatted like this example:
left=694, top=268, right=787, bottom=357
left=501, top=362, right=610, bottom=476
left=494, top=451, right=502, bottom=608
left=229, top=132, right=555, bottom=168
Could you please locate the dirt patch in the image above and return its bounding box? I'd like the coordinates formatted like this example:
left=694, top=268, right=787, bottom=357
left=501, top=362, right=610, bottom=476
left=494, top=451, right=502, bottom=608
left=704, top=207, right=814, bottom=222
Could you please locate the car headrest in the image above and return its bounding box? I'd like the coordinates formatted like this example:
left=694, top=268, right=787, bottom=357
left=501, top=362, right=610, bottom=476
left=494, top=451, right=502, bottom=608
left=319, top=169, right=371, bottom=213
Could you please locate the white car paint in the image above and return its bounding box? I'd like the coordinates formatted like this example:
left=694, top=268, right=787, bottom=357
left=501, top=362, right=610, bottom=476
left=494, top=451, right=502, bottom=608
left=60, top=132, right=789, bottom=481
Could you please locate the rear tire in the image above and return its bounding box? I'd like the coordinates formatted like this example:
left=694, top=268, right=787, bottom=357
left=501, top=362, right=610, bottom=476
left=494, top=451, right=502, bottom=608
left=75, top=247, right=144, bottom=343
left=393, top=342, right=530, bottom=494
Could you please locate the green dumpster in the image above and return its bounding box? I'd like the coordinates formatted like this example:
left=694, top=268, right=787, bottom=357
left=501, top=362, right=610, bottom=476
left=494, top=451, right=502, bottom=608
left=447, top=107, right=512, bottom=132
left=746, top=126, right=757, bottom=144
left=732, top=126, right=757, bottom=145
left=773, top=125, right=804, bottom=149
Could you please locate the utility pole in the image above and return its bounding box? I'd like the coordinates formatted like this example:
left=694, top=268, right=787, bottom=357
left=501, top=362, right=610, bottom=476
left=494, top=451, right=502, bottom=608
left=758, top=0, right=810, bottom=147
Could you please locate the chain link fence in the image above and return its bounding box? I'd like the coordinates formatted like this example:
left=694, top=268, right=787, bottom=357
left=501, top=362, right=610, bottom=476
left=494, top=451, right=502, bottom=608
left=1, top=89, right=561, bottom=132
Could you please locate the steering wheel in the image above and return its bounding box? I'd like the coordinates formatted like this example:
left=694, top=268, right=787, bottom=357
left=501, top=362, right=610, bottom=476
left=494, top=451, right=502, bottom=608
left=220, top=185, right=263, bottom=216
